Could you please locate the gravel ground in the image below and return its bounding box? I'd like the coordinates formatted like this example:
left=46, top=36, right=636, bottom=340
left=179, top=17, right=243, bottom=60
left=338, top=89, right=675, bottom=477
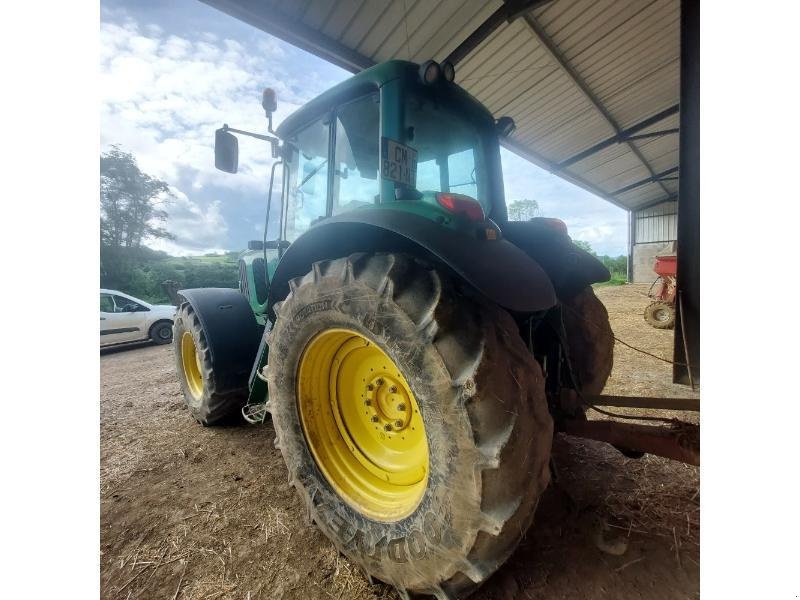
left=100, top=283, right=699, bottom=599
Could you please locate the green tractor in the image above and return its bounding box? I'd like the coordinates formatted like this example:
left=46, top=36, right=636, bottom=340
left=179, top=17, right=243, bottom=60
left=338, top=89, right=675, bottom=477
left=173, top=59, right=613, bottom=599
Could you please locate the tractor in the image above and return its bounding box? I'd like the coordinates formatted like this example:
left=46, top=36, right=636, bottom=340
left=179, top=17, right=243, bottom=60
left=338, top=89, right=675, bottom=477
left=173, top=60, right=617, bottom=599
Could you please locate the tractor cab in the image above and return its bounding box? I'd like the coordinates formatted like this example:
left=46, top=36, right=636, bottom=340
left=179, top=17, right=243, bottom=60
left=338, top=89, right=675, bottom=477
left=215, top=59, right=608, bottom=321
left=275, top=60, right=507, bottom=244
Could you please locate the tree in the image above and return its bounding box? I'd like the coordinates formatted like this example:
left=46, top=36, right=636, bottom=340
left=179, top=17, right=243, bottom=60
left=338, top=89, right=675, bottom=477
left=573, top=240, right=596, bottom=255
left=506, top=198, right=540, bottom=221
left=100, top=146, right=175, bottom=249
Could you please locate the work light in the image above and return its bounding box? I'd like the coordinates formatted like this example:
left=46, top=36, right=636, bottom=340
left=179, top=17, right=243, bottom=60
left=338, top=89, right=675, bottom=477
left=262, top=88, right=277, bottom=115
left=419, top=60, right=441, bottom=84
left=441, top=61, right=455, bottom=82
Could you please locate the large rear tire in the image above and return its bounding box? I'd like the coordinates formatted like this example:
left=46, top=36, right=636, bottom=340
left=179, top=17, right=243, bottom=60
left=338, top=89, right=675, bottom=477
left=266, top=253, right=553, bottom=598
left=562, top=287, right=614, bottom=399
left=173, top=302, right=247, bottom=425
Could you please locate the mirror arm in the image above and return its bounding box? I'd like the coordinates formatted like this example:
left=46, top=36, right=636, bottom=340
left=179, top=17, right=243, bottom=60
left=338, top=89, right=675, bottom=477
left=222, top=124, right=280, bottom=159
left=222, top=124, right=278, bottom=144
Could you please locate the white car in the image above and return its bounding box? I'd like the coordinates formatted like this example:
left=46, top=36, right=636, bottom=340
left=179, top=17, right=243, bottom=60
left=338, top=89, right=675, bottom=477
left=100, top=289, right=176, bottom=347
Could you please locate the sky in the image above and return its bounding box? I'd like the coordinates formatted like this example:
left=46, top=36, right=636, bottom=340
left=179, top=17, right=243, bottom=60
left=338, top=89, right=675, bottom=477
left=100, top=0, right=628, bottom=257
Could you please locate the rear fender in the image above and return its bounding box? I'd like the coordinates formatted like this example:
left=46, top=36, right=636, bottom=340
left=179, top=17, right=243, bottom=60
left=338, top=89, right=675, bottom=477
left=501, top=220, right=610, bottom=299
left=267, top=208, right=557, bottom=316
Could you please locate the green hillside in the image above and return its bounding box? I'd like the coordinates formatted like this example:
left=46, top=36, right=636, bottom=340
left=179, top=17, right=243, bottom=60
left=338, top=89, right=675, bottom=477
left=100, top=246, right=239, bottom=304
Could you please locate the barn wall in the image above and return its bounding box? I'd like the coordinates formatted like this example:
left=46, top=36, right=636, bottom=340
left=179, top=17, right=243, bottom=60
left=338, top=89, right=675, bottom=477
left=631, top=200, right=678, bottom=282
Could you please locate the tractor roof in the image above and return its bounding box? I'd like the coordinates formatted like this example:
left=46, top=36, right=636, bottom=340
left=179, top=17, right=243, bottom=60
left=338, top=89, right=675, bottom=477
left=276, top=60, right=496, bottom=139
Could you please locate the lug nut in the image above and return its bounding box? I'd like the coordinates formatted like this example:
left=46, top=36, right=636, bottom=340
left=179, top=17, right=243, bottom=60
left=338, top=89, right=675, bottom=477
left=384, top=424, right=392, bottom=432
left=367, top=384, right=374, bottom=391
left=364, top=399, right=372, bottom=406
left=396, top=403, right=406, bottom=411
left=371, top=415, right=379, bottom=423
left=376, top=378, right=384, bottom=386
left=395, top=420, right=403, bottom=428
left=390, top=385, right=397, bottom=393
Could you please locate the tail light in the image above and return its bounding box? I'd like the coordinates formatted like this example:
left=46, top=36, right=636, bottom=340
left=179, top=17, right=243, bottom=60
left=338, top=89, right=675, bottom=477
left=436, top=192, right=485, bottom=222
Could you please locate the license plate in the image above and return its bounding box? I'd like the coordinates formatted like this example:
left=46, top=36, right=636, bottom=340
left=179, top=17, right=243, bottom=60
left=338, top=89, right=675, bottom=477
left=381, top=137, right=417, bottom=187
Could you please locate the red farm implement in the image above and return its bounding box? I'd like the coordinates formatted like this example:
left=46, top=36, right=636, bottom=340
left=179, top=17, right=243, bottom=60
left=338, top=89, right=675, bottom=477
left=645, top=247, right=677, bottom=329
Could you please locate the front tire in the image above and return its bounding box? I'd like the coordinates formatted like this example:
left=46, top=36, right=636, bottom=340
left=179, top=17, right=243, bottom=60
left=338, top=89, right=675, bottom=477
left=266, top=253, right=553, bottom=598
left=173, top=303, right=247, bottom=425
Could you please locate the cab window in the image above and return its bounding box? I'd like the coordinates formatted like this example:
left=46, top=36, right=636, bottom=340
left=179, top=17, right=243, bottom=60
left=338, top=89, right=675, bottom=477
left=404, top=92, right=488, bottom=210
left=332, top=94, right=379, bottom=215
left=285, top=116, right=329, bottom=242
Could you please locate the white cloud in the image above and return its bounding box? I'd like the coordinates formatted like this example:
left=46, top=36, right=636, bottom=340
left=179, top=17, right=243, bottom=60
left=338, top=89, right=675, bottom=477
left=147, top=188, right=228, bottom=255
left=500, top=148, right=628, bottom=256
left=99, top=12, right=328, bottom=254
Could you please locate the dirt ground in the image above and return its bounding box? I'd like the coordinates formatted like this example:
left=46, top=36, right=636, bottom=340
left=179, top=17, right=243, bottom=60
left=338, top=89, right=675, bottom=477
left=100, top=283, right=699, bottom=599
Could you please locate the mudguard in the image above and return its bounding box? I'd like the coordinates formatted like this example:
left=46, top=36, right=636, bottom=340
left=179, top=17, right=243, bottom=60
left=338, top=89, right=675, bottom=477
left=178, top=287, right=262, bottom=391
left=267, top=208, right=557, bottom=315
left=501, top=220, right=610, bottom=299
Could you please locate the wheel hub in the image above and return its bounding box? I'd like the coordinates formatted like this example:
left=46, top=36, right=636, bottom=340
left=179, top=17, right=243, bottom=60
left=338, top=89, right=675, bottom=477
left=296, top=328, right=429, bottom=522
left=366, top=374, right=412, bottom=432
left=181, top=331, right=204, bottom=400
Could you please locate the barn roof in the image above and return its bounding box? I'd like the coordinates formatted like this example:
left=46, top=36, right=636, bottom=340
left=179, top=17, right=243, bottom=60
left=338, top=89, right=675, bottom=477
left=203, top=0, right=681, bottom=212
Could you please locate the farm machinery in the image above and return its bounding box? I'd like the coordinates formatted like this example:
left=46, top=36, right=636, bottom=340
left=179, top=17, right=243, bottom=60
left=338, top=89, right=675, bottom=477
left=172, top=60, right=698, bottom=599
left=645, top=243, right=677, bottom=329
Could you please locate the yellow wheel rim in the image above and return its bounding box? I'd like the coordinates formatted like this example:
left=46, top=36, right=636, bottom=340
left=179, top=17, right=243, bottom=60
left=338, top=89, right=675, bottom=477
left=181, top=331, right=204, bottom=400
left=297, top=328, right=429, bottom=522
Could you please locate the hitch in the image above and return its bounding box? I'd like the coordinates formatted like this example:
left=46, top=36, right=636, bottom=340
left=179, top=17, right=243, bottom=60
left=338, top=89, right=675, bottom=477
left=560, top=418, right=699, bottom=466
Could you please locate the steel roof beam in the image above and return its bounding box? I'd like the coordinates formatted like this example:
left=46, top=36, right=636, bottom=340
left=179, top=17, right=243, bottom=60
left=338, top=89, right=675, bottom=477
left=557, top=104, right=680, bottom=169
left=522, top=13, right=672, bottom=199
left=612, top=167, right=679, bottom=196
left=200, top=0, right=374, bottom=73
left=624, top=128, right=680, bottom=142
left=632, top=194, right=679, bottom=212
left=445, top=0, right=554, bottom=66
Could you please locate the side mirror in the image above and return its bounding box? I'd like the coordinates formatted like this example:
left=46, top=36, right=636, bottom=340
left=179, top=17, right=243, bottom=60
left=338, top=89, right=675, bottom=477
left=215, top=127, right=239, bottom=173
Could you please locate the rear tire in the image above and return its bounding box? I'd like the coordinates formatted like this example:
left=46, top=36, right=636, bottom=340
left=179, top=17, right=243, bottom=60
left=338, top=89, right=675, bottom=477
left=563, top=287, right=614, bottom=396
left=644, top=301, right=675, bottom=329
left=173, top=302, right=247, bottom=425
left=266, top=253, right=553, bottom=598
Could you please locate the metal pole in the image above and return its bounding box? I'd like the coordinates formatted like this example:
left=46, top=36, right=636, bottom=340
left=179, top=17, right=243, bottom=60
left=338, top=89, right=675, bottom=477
left=673, top=0, right=700, bottom=385
left=627, top=210, right=634, bottom=283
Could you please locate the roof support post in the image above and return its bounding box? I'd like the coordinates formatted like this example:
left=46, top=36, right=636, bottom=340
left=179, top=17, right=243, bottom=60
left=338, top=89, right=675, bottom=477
left=673, top=0, right=700, bottom=386
left=627, top=210, right=634, bottom=283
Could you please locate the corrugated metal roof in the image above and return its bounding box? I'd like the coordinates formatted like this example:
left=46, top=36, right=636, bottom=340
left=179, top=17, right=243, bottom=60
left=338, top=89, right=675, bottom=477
left=202, top=0, right=680, bottom=212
